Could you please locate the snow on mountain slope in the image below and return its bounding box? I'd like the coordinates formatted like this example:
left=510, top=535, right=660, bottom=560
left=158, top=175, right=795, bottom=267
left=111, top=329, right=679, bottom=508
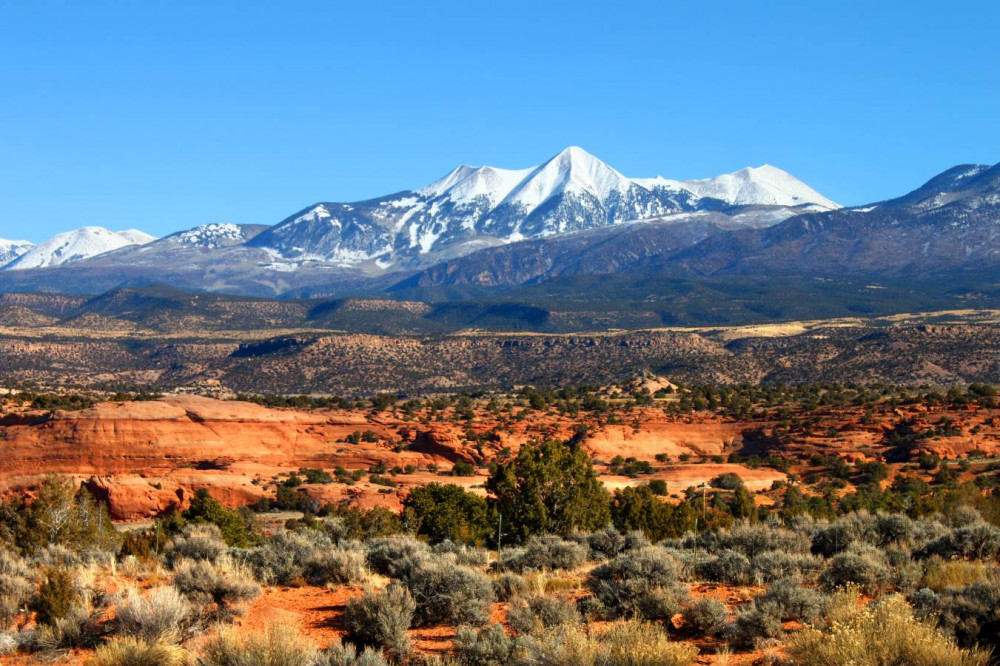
left=116, top=229, right=157, bottom=245
left=169, top=223, right=259, bottom=249
left=635, top=165, right=839, bottom=210
left=5, top=227, right=153, bottom=270
left=0, top=239, right=35, bottom=267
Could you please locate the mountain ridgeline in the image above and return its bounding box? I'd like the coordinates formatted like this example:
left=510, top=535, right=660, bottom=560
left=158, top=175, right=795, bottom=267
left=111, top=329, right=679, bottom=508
left=0, top=149, right=998, bottom=327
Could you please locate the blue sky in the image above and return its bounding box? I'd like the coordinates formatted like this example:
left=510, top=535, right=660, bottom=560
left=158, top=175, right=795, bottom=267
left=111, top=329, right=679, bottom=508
left=1, top=0, right=998, bottom=242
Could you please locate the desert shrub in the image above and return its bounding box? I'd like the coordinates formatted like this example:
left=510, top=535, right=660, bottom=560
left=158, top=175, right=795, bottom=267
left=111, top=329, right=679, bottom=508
left=820, top=548, right=891, bottom=595
left=33, top=566, right=79, bottom=626
left=172, top=558, right=260, bottom=621
left=588, top=546, right=688, bottom=619
left=304, top=545, right=367, bottom=586
left=730, top=601, right=783, bottom=648
left=0, top=631, right=17, bottom=656
left=503, top=535, right=587, bottom=572
left=320, top=638, right=390, bottom=666
left=486, top=440, right=611, bottom=543
left=243, top=529, right=330, bottom=585
left=365, top=535, right=430, bottom=579
left=635, top=585, right=687, bottom=622
left=342, top=582, right=414, bottom=658
left=912, top=581, right=1000, bottom=654
left=682, top=598, right=727, bottom=635
left=32, top=543, right=85, bottom=568
left=92, top=636, right=189, bottom=666
left=199, top=623, right=318, bottom=666
left=696, top=550, right=751, bottom=585
left=113, top=585, right=193, bottom=642
left=915, top=523, right=1000, bottom=561
left=811, top=512, right=879, bottom=557
left=875, top=513, right=915, bottom=547
left=403, top=483, right=491, bottom=546
left=754, top=577, right=827, bottom=622
left=433, top=540, right=491, bottom=567
left=576, top=594, right=606, bottom=621
left=35, top=603, right=103, bottom=650
left=493, top=573, right=528, bottom=602
left=787, top=591, right=989, bottom=666
left=164, top=524, right=227, bottom=567
left=715, top=521, right=811, bottom=558
left=588, top=526, right=627, bottom=559
left=405, top=562, right=495, bottom=627
left=0, top=554, right=32, bottom=629
left=506, top=593, right=580, bottom=635
left=453, top=624, right=516, bottom=666
left=749, top=549, right=823, bottom=583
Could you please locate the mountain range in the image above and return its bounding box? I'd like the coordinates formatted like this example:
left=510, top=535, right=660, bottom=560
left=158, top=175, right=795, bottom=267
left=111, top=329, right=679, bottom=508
left=0, top=148, right=997, bottom=318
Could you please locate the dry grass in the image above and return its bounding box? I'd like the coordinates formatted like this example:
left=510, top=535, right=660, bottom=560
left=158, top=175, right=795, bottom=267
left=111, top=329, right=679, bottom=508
left=199, top=623, right=318, bottom=666
left=90, top=636, right=189, bottom=666
left=920, top=558, right=992, bottom=592
left=786, top=590, right=990, bottom=665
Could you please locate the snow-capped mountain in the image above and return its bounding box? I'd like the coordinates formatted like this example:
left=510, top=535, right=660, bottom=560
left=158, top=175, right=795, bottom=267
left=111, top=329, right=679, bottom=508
left=163, top=223, right=265, bottom=249
left=0, top=239, right=35, bottom=267
left=634, top=164, right=839, bottom=209
left=250, top=147, right=837, bottom=267
left=5, top=227, right=155, bottom=270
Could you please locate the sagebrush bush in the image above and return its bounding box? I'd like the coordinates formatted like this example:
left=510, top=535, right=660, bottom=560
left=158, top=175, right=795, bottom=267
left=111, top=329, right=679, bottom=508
left=502, top=535, right=588, bottom=572
left=695, top=549, right=751, bottom=585
left=342, top=582, right=414, bottom=658
left=92, top=636, right=189, bottom=666
left=730, top=601, right=783, bottom=648
left=164, top=524, right=227, bottom=566
left=0, top=549, right=31, bottom=630
left=113, top=585, right=193, bottom=642
left=915, top=523, right=1000, bottom=561
left=811, top=512, right=879, bottom=557
left=244, top=529, right=329, bottom=585
left=433, top=540, right=490, bottom=567
left=588, top=546, right=687, bottom=619
left=199, top=623, right=318, bottom=666
left=453, top=624, right=517, bottom=666
left=493, top=572, right=528, bottom=601
left=404, top=562, right=495, bottom=627
left=304, top=545, right=367, bottom=586
left=682, top=598, right=727, bottom=635
left=35, top=603, right=102, bottom=651
left=819, top=548, right=891, bottom=595
left=716, top=521, right=811, bottom=558
left=749, top=549, right=823, bottom=584
left=172, top=558, right=260, bottom=620
left=912, top=581, right=1000, bottom=654
left=365, top=536, right=430, bottom=579
left=319, top=638, right=389, bottom=666
left=787, top=591, right=989, bottom=666
left=754, top=577, right=827, bottom=622
left=0, top=631, right=18, bottom=657
left=506, top=593, right=580, bottom=635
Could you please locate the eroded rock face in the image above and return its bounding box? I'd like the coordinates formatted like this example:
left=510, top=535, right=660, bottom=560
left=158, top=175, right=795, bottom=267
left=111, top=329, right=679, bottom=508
left=0, top=394, right=758, bottom=521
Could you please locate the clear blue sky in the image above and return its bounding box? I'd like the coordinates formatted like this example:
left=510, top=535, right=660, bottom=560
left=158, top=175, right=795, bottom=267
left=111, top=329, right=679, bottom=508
left=1, top=0, right=998, bottom=242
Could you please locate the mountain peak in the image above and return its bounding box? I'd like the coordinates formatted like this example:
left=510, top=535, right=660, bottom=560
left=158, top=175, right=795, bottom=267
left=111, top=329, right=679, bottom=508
left=4, top=227, right=154, bottom=271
